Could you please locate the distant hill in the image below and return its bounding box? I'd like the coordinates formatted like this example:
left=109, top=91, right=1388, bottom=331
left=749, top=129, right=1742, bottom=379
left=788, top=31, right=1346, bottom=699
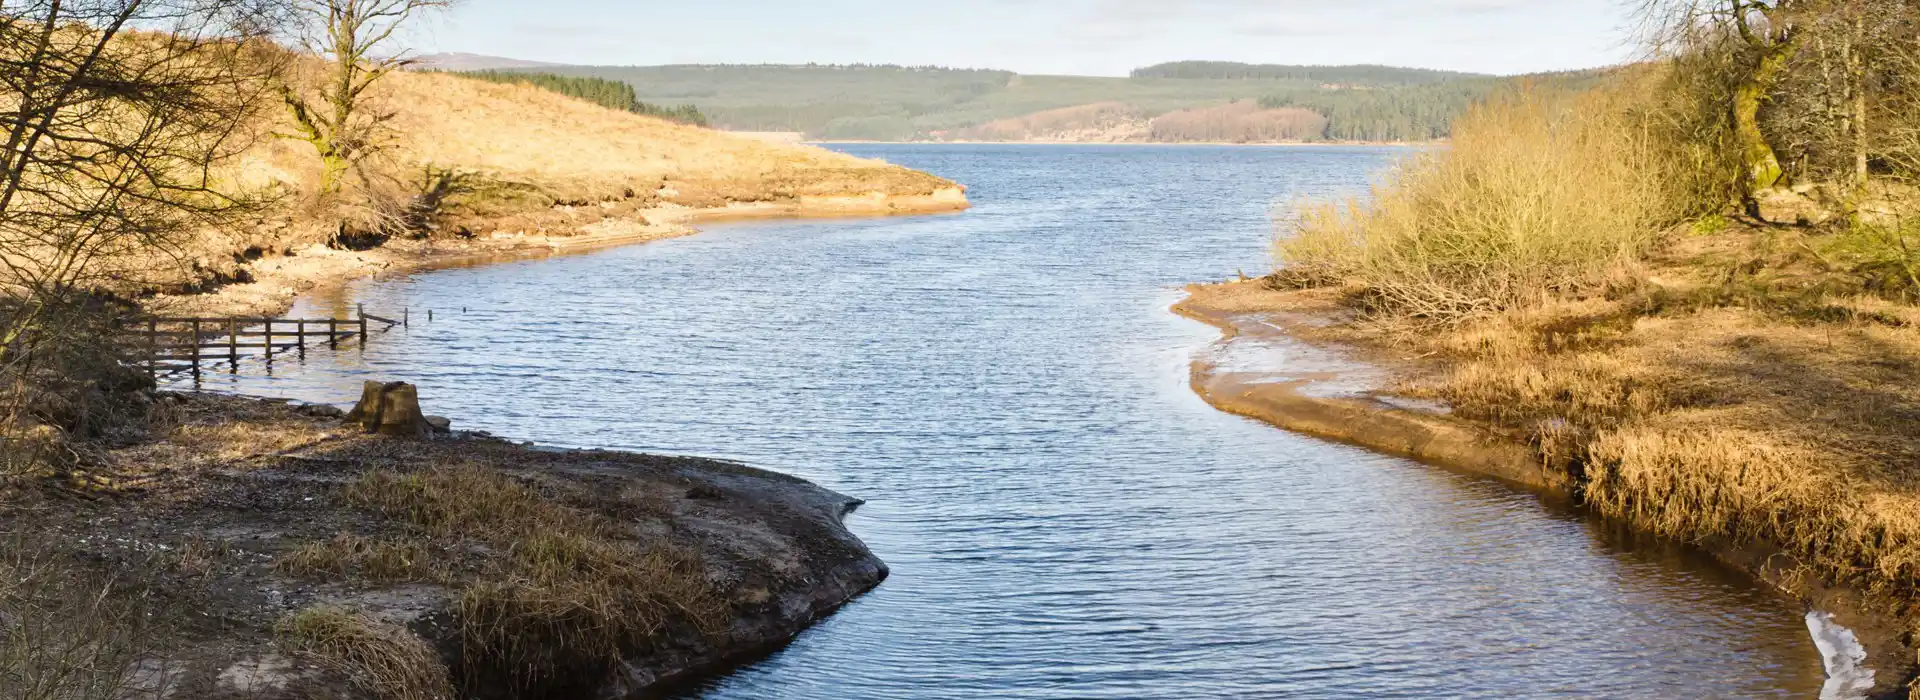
left=1130, top=61, right=1489, bottom=85
left=486, top=62, right=1604, bottom=143
left=413, top=52, right=557, bottom=72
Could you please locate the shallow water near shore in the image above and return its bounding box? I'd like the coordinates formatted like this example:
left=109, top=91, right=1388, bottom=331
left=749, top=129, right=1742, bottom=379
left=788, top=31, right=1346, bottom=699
left=183, top=144, right=1829, bottom=697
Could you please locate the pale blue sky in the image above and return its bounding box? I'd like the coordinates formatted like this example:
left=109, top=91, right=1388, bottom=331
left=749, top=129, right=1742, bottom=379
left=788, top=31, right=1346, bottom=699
left=416, top=0, right=1637, bottom=76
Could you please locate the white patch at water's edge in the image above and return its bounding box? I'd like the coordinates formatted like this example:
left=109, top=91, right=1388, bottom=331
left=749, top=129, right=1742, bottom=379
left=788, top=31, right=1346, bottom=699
left=1807, top=611, right=1877, bottom=699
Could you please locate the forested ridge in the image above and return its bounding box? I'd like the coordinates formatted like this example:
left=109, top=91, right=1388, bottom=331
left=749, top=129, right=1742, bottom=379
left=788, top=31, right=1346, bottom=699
left=1131, top=61, right=1487, bottom=85
left=461, top=70, right=709, bottom=126
left=530, top=63, right=1481, bottom=140
left=510, top=62, right=1598, bottom=142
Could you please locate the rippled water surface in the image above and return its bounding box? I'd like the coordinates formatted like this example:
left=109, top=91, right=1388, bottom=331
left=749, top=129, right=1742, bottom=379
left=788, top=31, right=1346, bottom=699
left=188, top=144, right=1824, bottom=697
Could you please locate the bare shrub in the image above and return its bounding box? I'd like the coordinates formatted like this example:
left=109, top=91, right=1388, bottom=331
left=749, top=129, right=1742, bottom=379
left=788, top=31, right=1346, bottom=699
left=0, top=3, right=280, bottom=484
left=0, top=544, right=154, bottom=700
left=1277, top=80, right=1700, bottom=321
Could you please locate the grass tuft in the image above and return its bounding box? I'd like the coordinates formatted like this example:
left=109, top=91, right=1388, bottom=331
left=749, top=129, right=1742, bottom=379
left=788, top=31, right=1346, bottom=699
left=276, top=606, right=453, bottom=700
left=284, top=465, right=727, bottom=693
left=276, top=534, right=446, bottom=584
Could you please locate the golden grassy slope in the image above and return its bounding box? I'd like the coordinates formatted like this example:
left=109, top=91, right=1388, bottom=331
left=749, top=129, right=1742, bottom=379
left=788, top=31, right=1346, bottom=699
left=239, top=70, right=957, bottom=210
left=378, top=72, right=954, bottom=198
left=155, top=67, right=964, bottom=307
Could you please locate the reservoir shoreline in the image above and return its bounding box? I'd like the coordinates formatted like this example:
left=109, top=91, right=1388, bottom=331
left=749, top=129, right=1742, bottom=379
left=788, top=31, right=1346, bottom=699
left=85, top=194, right=971, bottom=697
left=162, top=144, right=1849, bottom=697
left=1175, top=279, right=1918, bottom=698
left=150, top=190, right=970, bottom=320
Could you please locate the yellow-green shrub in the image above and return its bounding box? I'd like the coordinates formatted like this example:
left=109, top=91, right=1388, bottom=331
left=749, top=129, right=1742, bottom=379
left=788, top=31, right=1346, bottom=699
left=1278, top=80, right=1702, bottom=320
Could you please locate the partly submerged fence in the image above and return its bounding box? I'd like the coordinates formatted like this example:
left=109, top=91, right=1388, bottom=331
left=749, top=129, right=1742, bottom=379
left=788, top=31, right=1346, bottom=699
left=129, top=305, right=406, bottom=381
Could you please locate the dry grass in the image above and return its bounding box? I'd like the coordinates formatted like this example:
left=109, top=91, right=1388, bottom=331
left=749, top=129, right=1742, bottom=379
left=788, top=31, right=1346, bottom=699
left=276, top=534, right=446, bottom=584
left=276, top=606, right=453, bottom=700
left=129, top=57, right=962, bottom=298
left=956, top=102, right=1146, bottom=141
left=230, top=70, right=953, bottom=213
left=1388, top=280, right=1920, bottom=617
left=281, top=465, right=726, bottom=693
left=1278, top=80, right=1700, bottom=321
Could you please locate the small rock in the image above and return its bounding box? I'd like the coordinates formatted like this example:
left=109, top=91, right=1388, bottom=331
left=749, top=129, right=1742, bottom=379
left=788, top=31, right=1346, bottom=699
left=296, top=403, right=345, bottom=419
left=1754, top=186, right=1836, bottom=226
left=423, top=415, right=452, bottom=434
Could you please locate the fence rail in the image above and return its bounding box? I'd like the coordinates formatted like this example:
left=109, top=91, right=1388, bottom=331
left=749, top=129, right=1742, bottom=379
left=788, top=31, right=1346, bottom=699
left=129, top=304, right=403, bottom=381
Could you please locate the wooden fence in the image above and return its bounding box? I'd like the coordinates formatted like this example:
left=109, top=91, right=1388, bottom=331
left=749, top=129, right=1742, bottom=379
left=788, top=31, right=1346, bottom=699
left=131, top=304, right=403, bottom=380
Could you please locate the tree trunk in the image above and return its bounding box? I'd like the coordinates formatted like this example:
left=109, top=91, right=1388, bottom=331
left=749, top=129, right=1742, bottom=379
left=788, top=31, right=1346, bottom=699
left=1851, top=14, right=1870, bottom=193
left=1735, top=41, right=1798, bottom=203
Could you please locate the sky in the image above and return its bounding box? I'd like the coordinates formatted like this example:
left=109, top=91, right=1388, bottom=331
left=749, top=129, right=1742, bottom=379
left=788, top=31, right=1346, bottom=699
left=414, top=0, right=1639, bottom=77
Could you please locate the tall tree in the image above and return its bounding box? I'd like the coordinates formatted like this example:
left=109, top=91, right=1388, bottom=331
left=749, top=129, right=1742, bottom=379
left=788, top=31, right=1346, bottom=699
left=0, top=0, right=276, bottom=467
left=278, top=0, right=453, bottom=196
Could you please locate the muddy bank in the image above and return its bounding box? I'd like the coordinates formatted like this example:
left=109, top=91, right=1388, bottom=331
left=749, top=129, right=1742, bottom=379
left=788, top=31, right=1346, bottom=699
left=9, top=392, right=885, bottom=699
left=147, top=190, right=969, bottom=320
left=1175, top=280, right=1917, bottom=698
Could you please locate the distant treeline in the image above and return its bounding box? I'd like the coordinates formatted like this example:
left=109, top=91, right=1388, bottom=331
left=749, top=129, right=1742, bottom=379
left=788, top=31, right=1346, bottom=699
left=461, top=70, right=709, bottom=126
left=1262, top=82, right=1500, bottom=141
left=1263, top=69, right=1619, bottom=142
left=1132, top=61, right=1488, bottom=86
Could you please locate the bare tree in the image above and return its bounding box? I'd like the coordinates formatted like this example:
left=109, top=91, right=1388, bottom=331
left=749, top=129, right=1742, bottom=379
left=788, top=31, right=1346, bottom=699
left=1637, top=0, right=1808, bottom=205
left=277, top=0, right=453, bottom=197
left=0, top=0, right=276, bottom=472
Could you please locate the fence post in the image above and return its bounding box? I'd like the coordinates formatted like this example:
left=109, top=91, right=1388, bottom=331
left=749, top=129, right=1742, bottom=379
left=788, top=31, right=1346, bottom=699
left=262, top=319, right=273, bottom=365
left=227, top=318, right=238, bottom=372
left=145, top=319, right=157, bottom=380
left=328, top=318, right=338, bottom=349
left=297, top=320, right=307, bottom=358
left=190, top=320, right=201, bottom=381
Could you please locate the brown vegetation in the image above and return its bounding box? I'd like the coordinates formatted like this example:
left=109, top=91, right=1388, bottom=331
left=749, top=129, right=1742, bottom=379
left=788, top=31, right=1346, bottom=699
left=1147, top=101, right=1328, bottom=144
left=277, top=607, right=453, bottom=700
left=1278, top=81, right=1707, bottom=319
left=953, top=102, right=1147, bottom=142
left=943, top=100, right=1341, bottom=144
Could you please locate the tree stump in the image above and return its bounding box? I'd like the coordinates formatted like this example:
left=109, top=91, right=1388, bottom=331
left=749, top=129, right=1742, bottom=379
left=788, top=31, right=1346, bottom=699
left=343, top=381, right=429, bottom=438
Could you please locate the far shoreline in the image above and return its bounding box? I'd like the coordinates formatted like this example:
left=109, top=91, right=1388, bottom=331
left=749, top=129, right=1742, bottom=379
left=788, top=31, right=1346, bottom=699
left=810, top=139, right=1440, bottom=148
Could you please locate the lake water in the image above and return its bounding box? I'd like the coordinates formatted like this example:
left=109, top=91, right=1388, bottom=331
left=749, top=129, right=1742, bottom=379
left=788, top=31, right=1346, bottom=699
left=185, top=144, right=1826, bottom=697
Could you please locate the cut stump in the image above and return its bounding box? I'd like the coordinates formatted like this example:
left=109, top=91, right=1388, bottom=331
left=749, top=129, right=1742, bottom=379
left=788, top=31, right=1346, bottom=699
left=344, top=381, right=430, bottom=438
